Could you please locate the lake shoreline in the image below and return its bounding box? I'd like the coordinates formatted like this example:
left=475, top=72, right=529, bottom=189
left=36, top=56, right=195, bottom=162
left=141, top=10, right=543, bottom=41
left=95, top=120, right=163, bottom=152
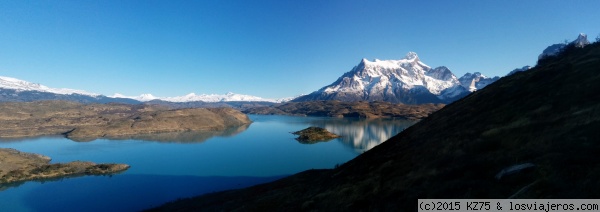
left=0, top=115, right=414, bottom=211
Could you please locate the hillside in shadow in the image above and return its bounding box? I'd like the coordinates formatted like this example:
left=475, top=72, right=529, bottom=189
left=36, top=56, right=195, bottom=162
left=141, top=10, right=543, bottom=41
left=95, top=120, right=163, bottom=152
left=149, top=42, right=600, bottom=211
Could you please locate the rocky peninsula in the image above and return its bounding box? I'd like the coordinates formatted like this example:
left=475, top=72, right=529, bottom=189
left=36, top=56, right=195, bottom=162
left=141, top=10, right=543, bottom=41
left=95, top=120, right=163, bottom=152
left=0, top=101, right=252, bottom=141
left=0, top=148, right=129, bottom=184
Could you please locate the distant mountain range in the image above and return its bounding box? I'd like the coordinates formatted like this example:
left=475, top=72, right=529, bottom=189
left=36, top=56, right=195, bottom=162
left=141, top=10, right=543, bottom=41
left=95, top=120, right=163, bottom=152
left=1, top=34, right=590, bottom=105
left=111, top=92, right=292, bottom=103
left=0, top=76, right=140, bottom=104
left=0, top=76, right=288, bottom=104
left=292, top=52, right=499, bottom=104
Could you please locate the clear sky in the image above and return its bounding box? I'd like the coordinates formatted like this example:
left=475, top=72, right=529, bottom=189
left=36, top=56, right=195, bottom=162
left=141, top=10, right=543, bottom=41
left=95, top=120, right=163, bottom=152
left=1, top=0, right=599, bottom=99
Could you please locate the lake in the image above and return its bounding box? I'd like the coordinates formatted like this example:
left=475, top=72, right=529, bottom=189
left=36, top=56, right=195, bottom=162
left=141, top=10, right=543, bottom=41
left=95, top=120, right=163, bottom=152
left=0, top=115, right=415, bottom=211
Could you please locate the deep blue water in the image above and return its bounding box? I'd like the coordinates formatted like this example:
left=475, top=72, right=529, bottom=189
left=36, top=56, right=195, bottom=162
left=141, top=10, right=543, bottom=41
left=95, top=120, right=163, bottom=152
left=0, top=115, right=415, bottom=211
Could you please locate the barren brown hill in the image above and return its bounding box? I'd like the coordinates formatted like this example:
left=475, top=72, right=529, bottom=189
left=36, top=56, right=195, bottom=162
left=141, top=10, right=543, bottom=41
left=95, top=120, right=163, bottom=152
left=244, top=100, right=444, bottom=119
left=0, top=101, right=251, bottom=141
left=148, top=42, right=600, bottom=211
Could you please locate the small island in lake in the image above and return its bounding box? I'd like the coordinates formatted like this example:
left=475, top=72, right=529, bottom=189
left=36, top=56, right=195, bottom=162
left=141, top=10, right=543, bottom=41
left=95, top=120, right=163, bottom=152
left=0, top=148, right=129, bottom=184
left=292, top=127, right=340, bottom=143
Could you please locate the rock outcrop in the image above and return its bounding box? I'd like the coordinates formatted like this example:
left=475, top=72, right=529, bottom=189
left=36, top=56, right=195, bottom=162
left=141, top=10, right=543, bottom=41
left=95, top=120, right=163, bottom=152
left=292, top=127, right=340, bottom=143
left=0, top=148, right=129, bottom=184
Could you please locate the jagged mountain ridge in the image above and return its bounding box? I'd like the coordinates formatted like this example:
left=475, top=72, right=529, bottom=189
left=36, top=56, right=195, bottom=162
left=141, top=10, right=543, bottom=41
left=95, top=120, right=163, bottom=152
left=458, top=72, right=500, bottom=92
left=507, top=66, right=532, bottom=76
left=112, top=92, right=289, bottom=103
left=0, top=76, right=99, bottom=96
left=293, top=52, right=498, bottom=104
left=0, top=76, right=139, bottom=104
left=0, top=88, right=141, bottom=104
left=538, top=33, right=591, bottom=60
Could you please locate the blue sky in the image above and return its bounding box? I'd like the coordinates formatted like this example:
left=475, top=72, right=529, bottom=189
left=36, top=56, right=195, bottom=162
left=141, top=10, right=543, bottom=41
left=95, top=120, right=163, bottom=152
left=1, top=0, right=599, bottom=99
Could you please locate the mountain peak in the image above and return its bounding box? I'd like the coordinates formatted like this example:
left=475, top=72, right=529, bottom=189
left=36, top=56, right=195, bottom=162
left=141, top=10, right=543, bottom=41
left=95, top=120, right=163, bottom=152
left=404, top=52, right=419, bottom=60
left=426, top=66, right=456, bottom=81
left=0, top=76, right=98, bottom=96
left=139, top=93, right=157, bottom=99
left=294, top=52, right=489, bottom=104
left=572, top=33, right=590, bottom=48
left=458, top=72, right=497, bottom=92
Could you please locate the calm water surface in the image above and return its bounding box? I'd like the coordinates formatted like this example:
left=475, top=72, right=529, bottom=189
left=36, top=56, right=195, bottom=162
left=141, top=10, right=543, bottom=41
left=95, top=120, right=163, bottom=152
left=0, top=115, right=415, bottom=211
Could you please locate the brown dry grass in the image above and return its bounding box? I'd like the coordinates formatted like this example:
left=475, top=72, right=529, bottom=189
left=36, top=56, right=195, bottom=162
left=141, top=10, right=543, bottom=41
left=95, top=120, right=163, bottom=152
left=244, top=100, right=444, bottom=120
left=0, top=148, right=129, bottom=184
left=0, top=101, right=251, bottom=141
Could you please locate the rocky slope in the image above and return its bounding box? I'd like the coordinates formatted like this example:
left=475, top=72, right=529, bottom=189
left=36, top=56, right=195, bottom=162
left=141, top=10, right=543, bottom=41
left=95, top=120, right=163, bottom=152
left=458, top=72, right=500, bottom=92
left=243, top=100, right=444, bottom=120
left=0, top=148, right=129, bottom=184
left=148, top=41, right=600, bottom=211
left=0, top=101, right=251, bottom=141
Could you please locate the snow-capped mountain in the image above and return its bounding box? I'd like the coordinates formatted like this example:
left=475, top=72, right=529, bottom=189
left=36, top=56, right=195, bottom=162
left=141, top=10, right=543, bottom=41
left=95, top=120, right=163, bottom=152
left=507, top=66, right=532, bottom=76
left=539, top=33, right=591, bottom=60
left=111, top=92, right=288, bottom=103
left=293, top=52, right=498, bottom=104
left=458, top=72, right=500, bottom=92
left=0, top=76, right=140, bottom=104
left=0, top=76, right=99, bottom=96
left=572, top=33, right=591, bottom=48
left=0, top=75, right=290, bottom=104
left=111, top=93, right=159, bottom=102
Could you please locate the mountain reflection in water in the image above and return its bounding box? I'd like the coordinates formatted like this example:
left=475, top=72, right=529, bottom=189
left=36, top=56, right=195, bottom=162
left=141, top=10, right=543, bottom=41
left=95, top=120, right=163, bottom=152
left=307, top=118, right=416, bottom=152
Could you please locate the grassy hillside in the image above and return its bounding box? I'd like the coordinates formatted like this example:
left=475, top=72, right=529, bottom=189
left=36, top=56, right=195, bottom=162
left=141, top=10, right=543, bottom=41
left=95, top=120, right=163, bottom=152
left=149, top=42, right=600, bottom=211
